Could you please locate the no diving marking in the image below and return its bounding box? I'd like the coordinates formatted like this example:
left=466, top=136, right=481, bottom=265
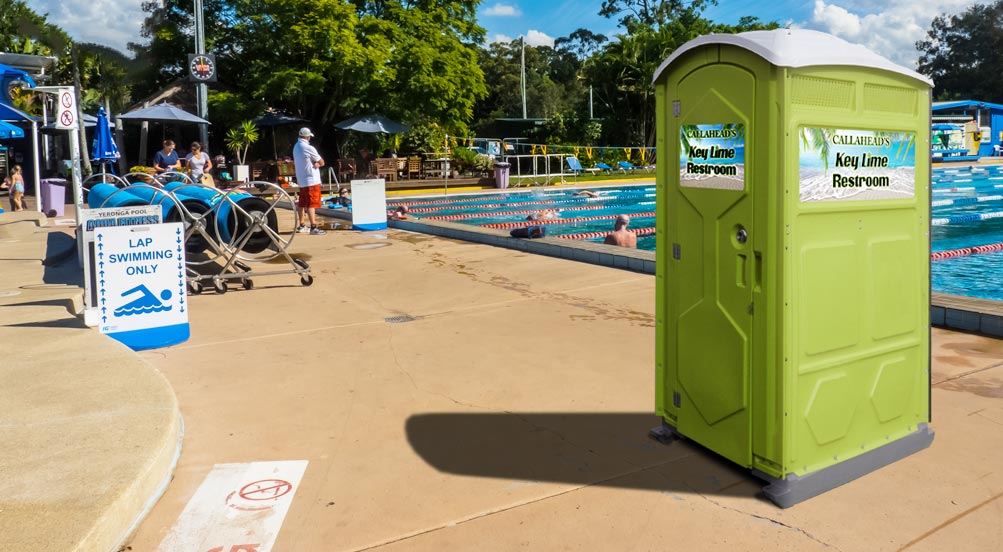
left=239, top=479, right=292, bottom=501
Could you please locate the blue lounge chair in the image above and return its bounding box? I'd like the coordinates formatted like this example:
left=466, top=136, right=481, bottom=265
left=595, top=162, right=614, bottom=174
left=618, top=160, right=654, bottom=173
left=566, top=157, right=600, bottom=176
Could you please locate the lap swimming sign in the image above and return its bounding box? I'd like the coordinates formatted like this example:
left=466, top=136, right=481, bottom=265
left=679, top=124, right=746, bottom=190
left=96, top=222, right=190, bottom=350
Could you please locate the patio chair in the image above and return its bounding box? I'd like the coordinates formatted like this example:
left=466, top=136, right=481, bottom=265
left=337, top=159, right=356, bottom=183
left=375, top=158, right=397, bottom=182
left=594, top=162, right=614, bottom=174
left=407, top=156, right=422, bottom=179
left=566, top=157, right=600, bottom=176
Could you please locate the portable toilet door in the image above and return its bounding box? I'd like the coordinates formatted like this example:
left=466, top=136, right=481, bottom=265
left=653, top=29, right=934, bottom=508
left=655, top=47, right=773, bottom=469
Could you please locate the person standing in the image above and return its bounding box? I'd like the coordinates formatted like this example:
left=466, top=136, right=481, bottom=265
left=185, top=142, right=213, bottom=185
left=152, top=140, right=181, bottom=174
left=293, top=127, right=326, bottom=234
left=8, top=165, right=24, bottom=211
left=604, top=214, right=637, bottom=248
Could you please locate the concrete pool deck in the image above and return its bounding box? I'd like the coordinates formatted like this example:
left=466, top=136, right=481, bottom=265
left=2, top=199, right=1002, bottom=551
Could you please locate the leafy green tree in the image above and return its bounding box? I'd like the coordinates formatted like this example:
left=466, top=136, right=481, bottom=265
left=132, top=0, right=486, bottom=159
left=586, top=0, right=777, bottom=146
left=917, top=2, right=1003, bottom=103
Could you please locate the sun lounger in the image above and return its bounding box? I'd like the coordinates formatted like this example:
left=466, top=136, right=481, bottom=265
left=567, top=157, right=600, bottom=176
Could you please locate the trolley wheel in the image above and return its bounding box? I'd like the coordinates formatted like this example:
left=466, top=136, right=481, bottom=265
left=214, top=279, right=228, bottom=294
left=300, top=274, right=314, bottom=287
left=242, top=278, right=254, bottom=290
left=188, top=281, right=203, bottom=295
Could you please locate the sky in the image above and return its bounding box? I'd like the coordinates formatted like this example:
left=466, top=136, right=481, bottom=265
left=30, top=0, right=976, bottom=69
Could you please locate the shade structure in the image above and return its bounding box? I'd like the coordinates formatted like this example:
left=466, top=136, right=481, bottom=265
left=118, top=103, right=209, bottom=124
left=253, top=111, right=307, bottom=159
left=91, top=107, right=120, bottom=175
left=335, top=114, right=408, bottom=134
left=0, top=120, right=24, bottom=139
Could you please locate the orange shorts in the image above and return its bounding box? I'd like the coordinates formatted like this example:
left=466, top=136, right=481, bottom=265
left=298, top=185, right=322, bottom=209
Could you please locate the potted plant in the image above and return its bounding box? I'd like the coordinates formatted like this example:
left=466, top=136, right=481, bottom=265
left=225, top=120, right=260, bottom=182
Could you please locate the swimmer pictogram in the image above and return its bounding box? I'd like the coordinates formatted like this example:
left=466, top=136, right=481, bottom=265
left=113, top=284, right=173, bottom=317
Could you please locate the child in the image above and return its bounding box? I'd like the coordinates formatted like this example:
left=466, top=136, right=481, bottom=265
left=9, top=165, right=24, bottom=211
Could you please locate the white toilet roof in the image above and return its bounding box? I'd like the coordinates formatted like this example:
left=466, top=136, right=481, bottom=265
left=652, top=29, right=932, bottom=87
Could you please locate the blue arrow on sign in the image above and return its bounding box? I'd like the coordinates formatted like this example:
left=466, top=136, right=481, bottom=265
left=98, top=242, right=103, bottom=250
left=101, top=297, right=106, bottom=305
left=99, top=261, right=104, bottom=269
left=97, top=233, right=103, bottom=241
left=100, top=288, right=105, bottom=296
left=99, top=270, right=104, bottom=278
left=102, top=316, right=107, bottom=323
left=99, top=279, right=105, bottom=286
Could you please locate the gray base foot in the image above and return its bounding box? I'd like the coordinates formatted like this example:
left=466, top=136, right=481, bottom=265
left=754, top=424, right=935, bottom=508
left=649, top=420, right=678, bottom=444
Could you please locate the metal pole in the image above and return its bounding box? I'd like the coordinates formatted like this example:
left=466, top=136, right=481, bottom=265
left=194, top=0, right=209, bottom=147
left=590, top=86, right=594, bottom=119
left=31, top=122, right=40, bottom=213
left=521, top=37, right=527, bottom=119
left=68, top=127, right=83, bottom=224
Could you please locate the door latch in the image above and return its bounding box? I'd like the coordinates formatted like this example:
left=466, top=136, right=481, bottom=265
left=672, top=243, right=681, bottom=259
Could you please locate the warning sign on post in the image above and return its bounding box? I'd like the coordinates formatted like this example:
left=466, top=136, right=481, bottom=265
left=97, top=222, right=189, bottom=350
left=55, top=87, right=78, bottom=130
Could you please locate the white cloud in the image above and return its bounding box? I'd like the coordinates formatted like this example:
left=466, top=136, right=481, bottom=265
left=484, top=4, right=521, bottom=17
left=32, top=0, right=147, bottom=56
left=524, top=30, right=555, bottom=48
left=492, top=34, right=514, bottom=44
left=808, top=0, right=972, bottom=68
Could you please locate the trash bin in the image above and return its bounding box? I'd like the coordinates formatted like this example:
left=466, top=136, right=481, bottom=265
left=494, top=161, right=511, bottom=189
left=652, top=29, right=934, bottom=507
left=40, top=178, right=67, bottom=217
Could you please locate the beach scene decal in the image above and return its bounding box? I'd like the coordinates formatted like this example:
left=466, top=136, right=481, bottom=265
left=679, top=123, right=745, bottom=190
left=799, top=127, right=915, bottom=202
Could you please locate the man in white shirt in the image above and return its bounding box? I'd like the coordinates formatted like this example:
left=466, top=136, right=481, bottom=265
left=292, top=127, right=326, bottom=235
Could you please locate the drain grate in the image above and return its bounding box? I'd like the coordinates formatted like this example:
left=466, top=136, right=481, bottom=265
left=384, top=314, right=417, bottom=324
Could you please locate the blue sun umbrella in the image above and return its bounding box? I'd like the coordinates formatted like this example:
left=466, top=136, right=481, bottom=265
left=0, top=120, right=24, bottom=140
left=92, top=107, right=120, bottom=174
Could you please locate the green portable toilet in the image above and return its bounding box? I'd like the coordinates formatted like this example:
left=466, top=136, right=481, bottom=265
left=651, top=29, right=934, bottom=507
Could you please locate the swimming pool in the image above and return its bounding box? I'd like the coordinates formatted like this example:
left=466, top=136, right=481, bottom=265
left=387, top=186, right=659, bottom=248
left=387, top=170, right=1003, bottom=301
left=931, top=164, right=1003, bottom=301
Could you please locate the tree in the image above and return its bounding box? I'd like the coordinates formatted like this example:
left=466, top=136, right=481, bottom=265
left=917, top=2, right=1003, bottom=103
left=586, top=0, right=777, bottom=146
left=131, top=0, right=487, bottom=159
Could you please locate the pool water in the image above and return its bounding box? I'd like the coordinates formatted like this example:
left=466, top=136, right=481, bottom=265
left=931, top=165, right=1003, bottom=301
left=389, top=187, right=657, bottom=244
left=390, top=171, right=1003, bottom=301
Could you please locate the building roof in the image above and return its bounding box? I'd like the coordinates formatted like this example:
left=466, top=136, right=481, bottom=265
left=932, top=100, right=1003, bottom=112
left=652, top=29, right=932, bottom=87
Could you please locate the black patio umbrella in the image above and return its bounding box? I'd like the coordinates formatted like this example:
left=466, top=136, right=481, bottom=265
left=253, top=111, right=307, bottom=159
left=117, top=103, right=209, bottom=124
left=335, top=114, right=408, bottom=134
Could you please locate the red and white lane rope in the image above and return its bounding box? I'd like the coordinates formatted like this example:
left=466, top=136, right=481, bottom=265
left=424, top=203, right=612, bottom=220
left=556, top=227, right=657, bottom=240
left=931, top=242, right=1003, bottom=260
left=480, top=212, right=657, bottom=229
